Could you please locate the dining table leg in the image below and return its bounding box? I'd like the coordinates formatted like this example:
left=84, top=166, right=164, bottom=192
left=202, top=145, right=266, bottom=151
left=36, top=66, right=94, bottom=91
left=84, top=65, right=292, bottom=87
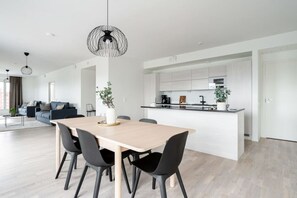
left=114, top=145, right=122, bottom=198
left=55, top=125, right=61, bottom=172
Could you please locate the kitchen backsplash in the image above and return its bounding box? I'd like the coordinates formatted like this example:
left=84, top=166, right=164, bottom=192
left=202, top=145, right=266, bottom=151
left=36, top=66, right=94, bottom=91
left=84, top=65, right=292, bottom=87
left=162, top=90, right=216, bottom=104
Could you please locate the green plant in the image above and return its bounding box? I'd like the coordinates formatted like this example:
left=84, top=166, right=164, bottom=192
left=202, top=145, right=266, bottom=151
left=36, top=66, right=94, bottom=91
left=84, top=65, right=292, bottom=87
left=10, top=107, right=17, bottom=116
left=96, top=82, right=115, bottom=108
left=214, top=87, right=231, bottom=102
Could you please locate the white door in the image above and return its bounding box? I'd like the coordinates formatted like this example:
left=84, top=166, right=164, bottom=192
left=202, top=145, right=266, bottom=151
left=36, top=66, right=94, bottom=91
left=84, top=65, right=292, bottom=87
left=262, top=58, right=297, bottom=141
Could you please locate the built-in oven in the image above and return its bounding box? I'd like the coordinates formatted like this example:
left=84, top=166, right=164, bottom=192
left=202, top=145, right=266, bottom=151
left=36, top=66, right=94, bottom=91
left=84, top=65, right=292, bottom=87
left=208, top=77, right=226, bottom=89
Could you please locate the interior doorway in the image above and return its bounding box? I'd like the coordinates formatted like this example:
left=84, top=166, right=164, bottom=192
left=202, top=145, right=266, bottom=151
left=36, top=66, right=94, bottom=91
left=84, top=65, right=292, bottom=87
left=81, top=66, right=96, bottom=116
left=261, top=48, right=297, bottom=141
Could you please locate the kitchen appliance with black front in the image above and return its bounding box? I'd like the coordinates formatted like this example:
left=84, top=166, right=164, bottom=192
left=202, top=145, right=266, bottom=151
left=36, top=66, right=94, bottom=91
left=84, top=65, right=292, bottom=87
left=161, top=95, right=171, bottom=107
left=208, top=76, right=226, bottom=89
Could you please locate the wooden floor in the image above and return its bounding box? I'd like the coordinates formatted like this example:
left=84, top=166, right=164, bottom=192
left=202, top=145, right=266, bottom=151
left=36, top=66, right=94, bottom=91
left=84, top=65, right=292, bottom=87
left=0, top=127, right=296, bottom=198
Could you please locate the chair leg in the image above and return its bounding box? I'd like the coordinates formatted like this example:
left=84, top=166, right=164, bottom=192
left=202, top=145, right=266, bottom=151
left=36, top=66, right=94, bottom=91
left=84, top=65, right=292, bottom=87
left=64, top=153, right=76, bottom=190
left=74, top=155, right=77, bottom=169
left=152, top=177, right=156, bottom=189
left=157, top=177, right=167, bottom=198
left=109, top=167, right=113, bottom=182
left=176, top=169, right=188, bottom=198
left=131, top=169, right=141, bottom=198
left=93, top=168, right=104, bottom=198
left=55, top=152, right=67, bottom=179
left=127, top=155, right=132, bottom=165
left=132, top=154, right=140, bottom=188
left=122, top=160, right=131, bottom=193
left=74, top=164, right=89, bottom=198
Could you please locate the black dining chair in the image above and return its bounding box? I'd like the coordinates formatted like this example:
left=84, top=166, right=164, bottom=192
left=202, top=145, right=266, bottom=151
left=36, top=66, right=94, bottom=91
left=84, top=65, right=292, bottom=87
left=117, top=115, right=131, bottom=120
left=131, top=131, right=189, bottom=198
left=55, top=122, right=82, bottom=190
left=74, top=129, right=132, bottom=198
left=129, top=118, right=157, bottom=186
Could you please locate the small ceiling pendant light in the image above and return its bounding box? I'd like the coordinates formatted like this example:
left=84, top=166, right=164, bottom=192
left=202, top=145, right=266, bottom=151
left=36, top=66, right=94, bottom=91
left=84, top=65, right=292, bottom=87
left=87, top=0, right=128, bottom=57
left=21, top=52, right=32, bottom=75
left=5, top=69, right=9, bottom=82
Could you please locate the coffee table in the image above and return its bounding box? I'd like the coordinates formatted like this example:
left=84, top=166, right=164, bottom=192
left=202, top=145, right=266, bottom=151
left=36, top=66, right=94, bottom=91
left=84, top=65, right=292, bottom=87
left=2, top=114, right=25, bottom=128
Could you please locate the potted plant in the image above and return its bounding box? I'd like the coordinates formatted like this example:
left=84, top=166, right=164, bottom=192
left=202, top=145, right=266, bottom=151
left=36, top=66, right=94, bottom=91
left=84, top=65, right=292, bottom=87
left=97, top=82, right=116, bottom=124
left=214, top=87, right=231, bottom=110
left=10, top=107, right=17, bottom=117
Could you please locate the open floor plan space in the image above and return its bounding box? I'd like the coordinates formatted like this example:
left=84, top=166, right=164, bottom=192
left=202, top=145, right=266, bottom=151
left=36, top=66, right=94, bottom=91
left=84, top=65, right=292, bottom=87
left=0, top=128, right=296, bottom=198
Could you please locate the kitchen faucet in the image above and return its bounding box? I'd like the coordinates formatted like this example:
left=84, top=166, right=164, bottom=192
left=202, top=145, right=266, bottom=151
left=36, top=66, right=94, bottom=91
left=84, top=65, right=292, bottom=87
left=199, top=95, right=206, bottom=105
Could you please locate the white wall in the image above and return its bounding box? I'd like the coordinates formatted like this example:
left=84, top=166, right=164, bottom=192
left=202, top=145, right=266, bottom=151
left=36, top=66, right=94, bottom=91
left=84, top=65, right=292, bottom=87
left=109, top=57, right=144, bottom=120
left=143, top=31, right=297, bottom=142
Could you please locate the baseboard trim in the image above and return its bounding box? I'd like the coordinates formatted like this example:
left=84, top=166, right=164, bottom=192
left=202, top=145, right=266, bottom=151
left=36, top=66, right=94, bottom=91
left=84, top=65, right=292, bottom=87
left=266, top=137, right=297, bottom=143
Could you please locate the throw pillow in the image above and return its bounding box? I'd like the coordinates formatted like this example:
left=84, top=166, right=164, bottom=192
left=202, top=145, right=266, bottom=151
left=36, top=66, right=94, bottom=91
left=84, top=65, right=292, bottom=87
left=27, top=101, right=34, bottom=106
left=40, top=103, right=51, bottom=111
left=21, top=103, right=28, bottom=108
left=55, top=104, right=64, bottom=110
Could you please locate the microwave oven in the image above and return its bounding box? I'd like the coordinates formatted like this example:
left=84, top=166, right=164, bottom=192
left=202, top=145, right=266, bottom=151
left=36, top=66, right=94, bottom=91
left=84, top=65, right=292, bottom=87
left=209, top=77, right=226, bottom=89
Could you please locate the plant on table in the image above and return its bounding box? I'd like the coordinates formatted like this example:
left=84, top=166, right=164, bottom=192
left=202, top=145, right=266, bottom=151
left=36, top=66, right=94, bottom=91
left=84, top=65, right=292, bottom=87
left=10, top=107, right=17, bottom=117
left=214, top=87, right=231, bottom=110
left=96, top=82, right=116, bottom=124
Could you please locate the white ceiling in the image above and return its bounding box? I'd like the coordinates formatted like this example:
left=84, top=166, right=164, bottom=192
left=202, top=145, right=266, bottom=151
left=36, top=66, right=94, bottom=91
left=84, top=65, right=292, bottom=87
left=1, top=0, right=297, bottom=76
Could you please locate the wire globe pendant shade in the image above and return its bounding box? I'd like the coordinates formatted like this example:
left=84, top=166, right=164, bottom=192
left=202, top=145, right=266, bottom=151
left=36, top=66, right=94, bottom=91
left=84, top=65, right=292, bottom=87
left=21, top=52, right=32, bottom=75
left=87, top=0, right=128, bottom=57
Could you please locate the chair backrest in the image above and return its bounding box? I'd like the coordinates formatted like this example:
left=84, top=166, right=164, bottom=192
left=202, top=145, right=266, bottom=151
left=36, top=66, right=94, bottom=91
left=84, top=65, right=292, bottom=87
left=65, top=114, right=85, bottom=119
left=139, top=118, right=157, bottom=124
left=153, top=131, right=188, bottom=175
left=76, top=128, right=110, bottom=167
left=117, top=115, right=131, bottom=120
left=57, top=122, right=81, bottom=153
left=86, top=104, right=94, bottom=111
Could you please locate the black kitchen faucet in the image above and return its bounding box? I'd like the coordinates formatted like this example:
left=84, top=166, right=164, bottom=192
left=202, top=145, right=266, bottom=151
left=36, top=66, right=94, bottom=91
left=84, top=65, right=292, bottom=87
left=199, top=95, right=206, bottom=105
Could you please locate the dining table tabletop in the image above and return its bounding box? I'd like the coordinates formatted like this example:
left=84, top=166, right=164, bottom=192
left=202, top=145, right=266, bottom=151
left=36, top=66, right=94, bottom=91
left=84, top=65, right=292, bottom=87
left=52, top=116, right=194, bottom=198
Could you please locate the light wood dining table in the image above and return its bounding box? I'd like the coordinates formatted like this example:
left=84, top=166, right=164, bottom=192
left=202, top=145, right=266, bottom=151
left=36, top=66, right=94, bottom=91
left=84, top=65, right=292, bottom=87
left=52, top=116, right=194, bottom=198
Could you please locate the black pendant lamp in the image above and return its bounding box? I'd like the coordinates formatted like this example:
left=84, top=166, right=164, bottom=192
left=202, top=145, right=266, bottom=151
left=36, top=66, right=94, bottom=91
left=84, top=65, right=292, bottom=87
left=21, top=52, right=32, bottom=75
left=87, top=0, right=128, bottom=57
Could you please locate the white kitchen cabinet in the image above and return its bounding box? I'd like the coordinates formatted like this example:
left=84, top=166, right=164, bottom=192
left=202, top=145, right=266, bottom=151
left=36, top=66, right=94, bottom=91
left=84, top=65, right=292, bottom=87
left=170, top=80, right=191, bottom=91
left=171, top=70, right=191, bottom=81
left=191, top=68, right=208, bottom=79
left=159, top=73, right=172, bottom=82
left=208, top=65, right=227, bottom=77
left=159, top=82, right=172, bottom=91
left=227, top=60, right=252, bottom=136
left=191, top=79, right=209, bottom=90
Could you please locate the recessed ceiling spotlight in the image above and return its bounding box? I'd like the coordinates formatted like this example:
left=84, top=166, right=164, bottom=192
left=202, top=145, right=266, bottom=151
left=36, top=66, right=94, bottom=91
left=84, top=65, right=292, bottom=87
left=198, top=42, right=203, bottom=46
left=46, top=32, right=56, bottom=37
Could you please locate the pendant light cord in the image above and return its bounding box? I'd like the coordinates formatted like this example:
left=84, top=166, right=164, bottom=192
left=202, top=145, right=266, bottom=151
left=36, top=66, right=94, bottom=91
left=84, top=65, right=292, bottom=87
left=107, top=0, right=109, bottom=30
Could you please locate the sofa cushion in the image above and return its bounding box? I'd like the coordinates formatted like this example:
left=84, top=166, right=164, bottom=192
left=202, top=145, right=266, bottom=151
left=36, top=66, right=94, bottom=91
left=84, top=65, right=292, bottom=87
left=51, top=102, right=69, bottom=110
left=27, top=101, right=35, bottom=106
left=39, top=111, right=50, bottom=119
left=40, top=103, right=51, bottom=111
left=55, top=104, right=64, bottom=110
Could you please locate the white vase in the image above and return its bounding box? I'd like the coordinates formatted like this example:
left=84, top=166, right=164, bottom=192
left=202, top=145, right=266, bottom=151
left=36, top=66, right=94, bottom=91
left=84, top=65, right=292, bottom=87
left=217, top=102, right=227, bottom=111
left=106, top=108, right=116, bottom=124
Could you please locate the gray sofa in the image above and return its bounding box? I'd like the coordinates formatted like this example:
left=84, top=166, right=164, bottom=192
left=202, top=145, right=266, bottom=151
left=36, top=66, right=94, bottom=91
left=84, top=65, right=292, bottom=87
left=18, top=101, right=41, bottom=117
left=35, top=101, right=77, bottom=124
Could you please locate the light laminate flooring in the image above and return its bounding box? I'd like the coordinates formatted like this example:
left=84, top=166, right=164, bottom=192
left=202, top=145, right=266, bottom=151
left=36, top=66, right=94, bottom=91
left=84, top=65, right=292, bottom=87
left=0, top=127, right=296, bottom=198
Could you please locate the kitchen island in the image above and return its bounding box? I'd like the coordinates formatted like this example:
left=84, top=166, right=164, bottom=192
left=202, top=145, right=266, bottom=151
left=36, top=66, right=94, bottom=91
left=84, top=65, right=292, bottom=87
left=141, top=105, right=244, bottom=161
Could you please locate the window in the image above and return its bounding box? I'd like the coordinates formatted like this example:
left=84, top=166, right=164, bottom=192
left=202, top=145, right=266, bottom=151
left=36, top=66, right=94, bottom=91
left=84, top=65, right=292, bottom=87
left=0, top=81, right=10, bottom=110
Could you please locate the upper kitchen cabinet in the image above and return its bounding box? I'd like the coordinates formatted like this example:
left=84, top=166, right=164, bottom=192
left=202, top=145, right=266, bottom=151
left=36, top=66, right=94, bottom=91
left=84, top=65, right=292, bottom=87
left=208, top=65, right=227, bottom=77
left=191, top=79, right=209, bottom=90
left=191, top=68, right=208, bottom=79
left=170, top=80, right=192, bottom=91
left=159, top=72, right=172, bottom=82
left=171, top=70, right=191, bottom=81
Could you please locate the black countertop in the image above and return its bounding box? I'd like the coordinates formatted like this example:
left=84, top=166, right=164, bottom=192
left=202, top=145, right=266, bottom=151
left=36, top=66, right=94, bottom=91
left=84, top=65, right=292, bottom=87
left=141, top=105, right=244, bottom=113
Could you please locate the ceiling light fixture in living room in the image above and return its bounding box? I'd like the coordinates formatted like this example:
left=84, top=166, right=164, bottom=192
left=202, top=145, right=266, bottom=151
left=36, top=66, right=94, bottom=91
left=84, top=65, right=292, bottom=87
left=87, top=0, right=128, bottom=57
left=21, top=52, right=32, bottom=75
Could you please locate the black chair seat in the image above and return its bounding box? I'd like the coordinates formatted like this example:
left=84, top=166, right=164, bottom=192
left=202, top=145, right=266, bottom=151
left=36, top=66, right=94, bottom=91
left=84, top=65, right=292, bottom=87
left=132, top=153, right=161, bottom=173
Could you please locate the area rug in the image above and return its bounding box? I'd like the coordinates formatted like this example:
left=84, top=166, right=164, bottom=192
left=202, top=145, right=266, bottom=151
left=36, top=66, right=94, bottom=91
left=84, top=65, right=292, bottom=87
left=0, top=117, right=51, bottom=132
